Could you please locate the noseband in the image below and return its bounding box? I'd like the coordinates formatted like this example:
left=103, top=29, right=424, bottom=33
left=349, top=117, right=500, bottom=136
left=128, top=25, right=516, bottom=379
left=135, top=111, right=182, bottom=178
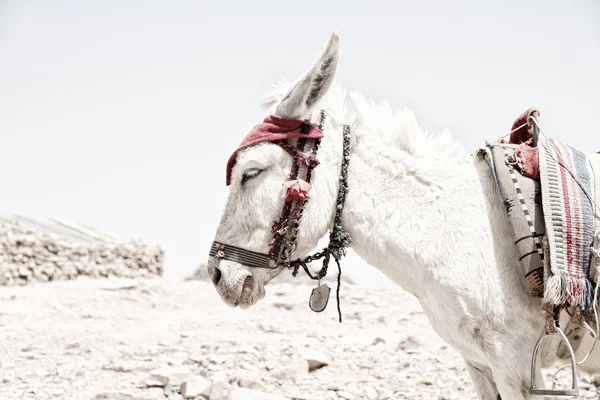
left=209, top=110, right=352, bottom=322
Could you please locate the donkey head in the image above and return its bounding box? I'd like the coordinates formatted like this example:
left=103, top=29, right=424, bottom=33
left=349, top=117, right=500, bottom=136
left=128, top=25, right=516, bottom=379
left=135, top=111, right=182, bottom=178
left=207, top=33, right=342, bottom=309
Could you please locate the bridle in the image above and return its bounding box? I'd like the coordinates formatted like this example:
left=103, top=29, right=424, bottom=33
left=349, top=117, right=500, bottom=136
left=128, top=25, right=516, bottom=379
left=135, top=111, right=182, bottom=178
left=209, top=110, right=352, bottom=322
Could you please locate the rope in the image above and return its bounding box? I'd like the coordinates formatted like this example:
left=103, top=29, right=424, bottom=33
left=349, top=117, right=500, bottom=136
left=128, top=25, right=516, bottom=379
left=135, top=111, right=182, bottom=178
left=490, top=121, right=530, bottom=144
left=336, top=258, right=342, bottom=323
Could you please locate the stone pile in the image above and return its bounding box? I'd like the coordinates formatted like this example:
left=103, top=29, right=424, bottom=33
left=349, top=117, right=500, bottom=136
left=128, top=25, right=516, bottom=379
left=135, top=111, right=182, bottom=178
left=0, top=219, right=164, bottom=286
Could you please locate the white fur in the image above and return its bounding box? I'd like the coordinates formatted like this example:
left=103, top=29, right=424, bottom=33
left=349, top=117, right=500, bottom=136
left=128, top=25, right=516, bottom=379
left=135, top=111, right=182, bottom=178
left=208, top=33, right=599, bottom=399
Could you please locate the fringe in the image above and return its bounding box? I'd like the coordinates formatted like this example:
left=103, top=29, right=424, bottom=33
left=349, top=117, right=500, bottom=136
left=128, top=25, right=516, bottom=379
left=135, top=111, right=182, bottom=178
left=544, top=274, right=567, bottom=306
left=544, top=274, right=592, bottom=308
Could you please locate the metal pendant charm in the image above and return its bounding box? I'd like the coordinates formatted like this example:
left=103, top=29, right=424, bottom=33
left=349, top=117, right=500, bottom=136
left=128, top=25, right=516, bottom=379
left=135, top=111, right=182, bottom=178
left=309, top=282, right=331, bottom=313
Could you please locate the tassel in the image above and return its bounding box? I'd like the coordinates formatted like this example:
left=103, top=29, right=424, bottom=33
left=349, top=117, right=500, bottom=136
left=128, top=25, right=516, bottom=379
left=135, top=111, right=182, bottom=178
left=545, top=274, right=568, bottom=306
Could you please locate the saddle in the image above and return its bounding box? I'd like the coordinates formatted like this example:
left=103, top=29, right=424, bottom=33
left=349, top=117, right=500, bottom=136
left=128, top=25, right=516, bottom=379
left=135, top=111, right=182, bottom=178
left=478, top=108, right=600, bottom=397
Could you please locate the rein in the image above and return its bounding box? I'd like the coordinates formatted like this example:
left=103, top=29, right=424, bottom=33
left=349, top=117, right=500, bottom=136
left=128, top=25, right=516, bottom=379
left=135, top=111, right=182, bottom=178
left=209, top=110, right=352, bottom=323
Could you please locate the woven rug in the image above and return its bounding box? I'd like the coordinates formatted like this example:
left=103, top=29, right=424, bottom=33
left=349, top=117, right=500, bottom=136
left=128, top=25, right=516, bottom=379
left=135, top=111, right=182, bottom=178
left=538, top=134, right=600, bottom=311
left=481, top=143, right=546, bottom=297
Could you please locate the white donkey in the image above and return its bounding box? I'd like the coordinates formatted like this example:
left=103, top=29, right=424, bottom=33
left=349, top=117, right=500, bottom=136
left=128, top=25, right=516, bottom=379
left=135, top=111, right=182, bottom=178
left=206, top=33, right=599, bottom=399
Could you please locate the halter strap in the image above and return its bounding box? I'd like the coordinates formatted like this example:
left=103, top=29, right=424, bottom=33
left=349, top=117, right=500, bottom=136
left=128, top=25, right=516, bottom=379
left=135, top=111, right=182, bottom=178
left=209, top=242, right=272, bottom=269
left=211, top=111, right=326, bottom=270
left=210, top=111, right=353, bottom=322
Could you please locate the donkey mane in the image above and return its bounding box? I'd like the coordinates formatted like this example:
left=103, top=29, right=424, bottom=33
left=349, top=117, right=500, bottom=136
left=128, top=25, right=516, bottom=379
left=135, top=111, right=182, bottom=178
left=261, top=79, right=467, bottom=160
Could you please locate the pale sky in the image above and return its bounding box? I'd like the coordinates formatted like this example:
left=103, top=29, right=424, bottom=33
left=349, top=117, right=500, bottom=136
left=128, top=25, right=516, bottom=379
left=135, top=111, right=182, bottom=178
left=1, top=1, right=599, bottom=286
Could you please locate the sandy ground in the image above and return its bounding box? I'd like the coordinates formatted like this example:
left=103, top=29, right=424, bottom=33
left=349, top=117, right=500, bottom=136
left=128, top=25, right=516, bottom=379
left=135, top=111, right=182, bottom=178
left=0, top=276, right=598, bottom=400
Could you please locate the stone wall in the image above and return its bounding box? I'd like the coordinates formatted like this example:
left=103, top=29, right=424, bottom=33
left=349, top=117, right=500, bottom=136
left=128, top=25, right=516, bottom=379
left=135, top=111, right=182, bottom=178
left=0, top=219, right=164, bottom=286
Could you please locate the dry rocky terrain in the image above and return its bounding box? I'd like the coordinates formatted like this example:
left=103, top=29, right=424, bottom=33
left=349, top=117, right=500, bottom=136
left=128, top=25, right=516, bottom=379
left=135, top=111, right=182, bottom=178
left=0, top=276, right=598, bottom=400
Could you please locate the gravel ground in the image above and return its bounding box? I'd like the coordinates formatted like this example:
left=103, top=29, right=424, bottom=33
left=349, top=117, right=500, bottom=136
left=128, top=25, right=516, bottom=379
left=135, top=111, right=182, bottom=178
left=0, top=277, right=597, bottom=400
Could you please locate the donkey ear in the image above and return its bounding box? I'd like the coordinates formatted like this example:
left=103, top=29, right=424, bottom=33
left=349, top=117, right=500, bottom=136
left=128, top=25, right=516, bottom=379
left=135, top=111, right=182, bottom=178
left=275, top=32, right=341, bottom=120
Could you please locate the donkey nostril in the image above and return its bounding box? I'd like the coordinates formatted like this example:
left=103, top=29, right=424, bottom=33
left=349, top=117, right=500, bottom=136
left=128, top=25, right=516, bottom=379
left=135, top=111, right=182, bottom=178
left=211, top=267, right=222, bottom=286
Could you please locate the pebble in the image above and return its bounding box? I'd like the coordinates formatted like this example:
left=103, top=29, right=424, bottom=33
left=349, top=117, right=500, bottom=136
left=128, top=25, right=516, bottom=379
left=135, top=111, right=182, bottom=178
left=180, top=376, right=210, bottom=399
left=144, top=366, right=192, bottom=387
left=100, top=280, right=139, bottom=291
left=238, top=378, right=264, bottom=391
left=298, top=348, right=330, bottom=371
left=273, top=359, right=309, bottom=379
left=337, top=390, right=353, bottom=399
left=231, top=388, right=287, bottom=400
left=397, top=335, right=422, bottom=351
left=93, top=394, right=144, bottom=400
left=203, top=380, right=232, bottom=400
left=365, top=386, right=378, bottom=400
left=273, top=302, right=294, bottom=310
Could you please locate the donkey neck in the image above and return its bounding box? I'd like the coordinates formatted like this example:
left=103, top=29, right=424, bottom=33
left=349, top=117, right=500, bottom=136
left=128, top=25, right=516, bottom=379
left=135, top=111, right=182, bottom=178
left=342, top=128, right=481, bottom=296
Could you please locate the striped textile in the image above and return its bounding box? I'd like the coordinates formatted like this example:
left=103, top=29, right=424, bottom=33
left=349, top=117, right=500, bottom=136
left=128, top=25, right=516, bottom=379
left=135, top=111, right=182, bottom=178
left=538, top=135, right=600, bottom=310
left=482, top=143, right=546, bottom=297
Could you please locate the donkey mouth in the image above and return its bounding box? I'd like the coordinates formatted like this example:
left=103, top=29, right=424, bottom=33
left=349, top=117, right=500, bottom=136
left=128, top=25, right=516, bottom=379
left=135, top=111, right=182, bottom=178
left=237, top=276, right=255, bottom=309
left=219, top=276, right=265, bottom=309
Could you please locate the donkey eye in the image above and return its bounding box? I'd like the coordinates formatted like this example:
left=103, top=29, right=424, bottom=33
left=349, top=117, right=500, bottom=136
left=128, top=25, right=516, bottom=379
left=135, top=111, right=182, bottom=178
left=241, top=168, right=264, bottom=185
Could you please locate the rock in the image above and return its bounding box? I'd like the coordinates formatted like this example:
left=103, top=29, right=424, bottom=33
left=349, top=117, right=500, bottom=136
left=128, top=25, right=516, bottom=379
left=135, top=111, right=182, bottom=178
left=264, top=357, right=278, bottom=371
left=202, top=380, right=232, bottom=400
left=49, top=388, right=65, bottom=396
left=397, top=335, right=422, bottom=351
left=143, top=377, right=166, bottom=387
left=284, top=393, right=310, bottom=400
left=231, top=388, right=287, bottom=400
left=258, top=323, right=281, bottom=334
left=370, top=337, right=386, bottom=346
left=163, top=385, right=179, bottom=396
left=273, top=302, right=294, bottom=310
left=93, top=394, right=144, bottom=400
left=101, top=279, right=138, bottom=291
left=274, top=359, right=309, bottom=379
left=298, top=348, right=330, bottom=372
left=145, top=366, right=193, bottom=387
left=337, top=391, right=353, bottom=399
left=238, top=378, right=264, bottom=391
left=180, top=376, right=211, bottom=399
left=208, top=355, right=227, bottom=364
left=365, top=387, right=378, bottom=400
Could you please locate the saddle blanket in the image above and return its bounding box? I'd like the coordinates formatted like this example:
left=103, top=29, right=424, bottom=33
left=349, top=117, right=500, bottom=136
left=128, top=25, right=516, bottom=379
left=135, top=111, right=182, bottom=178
left=538, top=134, right=600, bottom=312
left=480, top=109, right=599, bottom=318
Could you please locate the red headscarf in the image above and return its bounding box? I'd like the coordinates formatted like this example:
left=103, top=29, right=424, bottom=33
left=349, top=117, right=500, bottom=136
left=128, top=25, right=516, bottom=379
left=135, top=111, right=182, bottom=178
left=226, top=115, right=324, bottom=186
